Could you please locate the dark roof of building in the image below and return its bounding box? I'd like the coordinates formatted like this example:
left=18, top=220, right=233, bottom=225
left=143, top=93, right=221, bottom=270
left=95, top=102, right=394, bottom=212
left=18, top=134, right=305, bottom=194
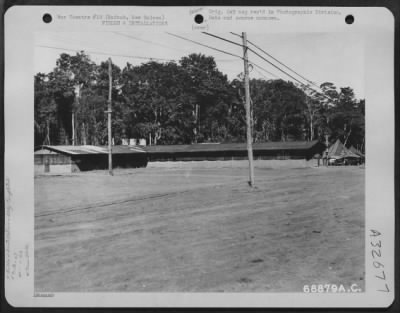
left=35, top=141, right=322, bottom=156
left=35, top=145, right=146, bottom=155
left=144, top=140, right=322, bottom=154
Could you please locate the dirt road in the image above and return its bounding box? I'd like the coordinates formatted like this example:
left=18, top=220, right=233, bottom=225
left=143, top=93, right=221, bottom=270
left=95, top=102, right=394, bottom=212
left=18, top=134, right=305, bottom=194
left=35, top=166, right=364, bottom=292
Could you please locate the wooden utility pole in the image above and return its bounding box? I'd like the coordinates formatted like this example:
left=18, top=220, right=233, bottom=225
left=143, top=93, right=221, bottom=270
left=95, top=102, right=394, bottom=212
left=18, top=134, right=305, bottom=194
left=72, top=83, right=81, bottom=146
left=325, top=134, right=329, bottom=166
left=242, top=32, right=255, bottom=187
left=107, top=58, right=113, bottom=175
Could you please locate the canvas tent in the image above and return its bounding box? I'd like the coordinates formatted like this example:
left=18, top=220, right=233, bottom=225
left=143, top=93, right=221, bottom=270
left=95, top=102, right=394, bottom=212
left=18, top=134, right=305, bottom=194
left=349, top=145, right=365, bottom=158
left=327, top=139, right=361, bottom=165
left=349, top=146, right=365, bottom=162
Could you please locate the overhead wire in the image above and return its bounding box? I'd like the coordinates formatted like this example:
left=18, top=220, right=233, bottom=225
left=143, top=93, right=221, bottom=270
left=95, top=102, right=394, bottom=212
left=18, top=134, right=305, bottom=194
left=230, top=32, right=319, bottom=86
left=166, top=32, right=244, bottom=60
left=247, top=38, right=322, bottom=91
left=113, top=31, right=191, bottom=53
left=229, top=32, right=332, bottom=100
left=248, top=62, right=278, bottom=79
left=39, top=33, right=240, bottom=64
left=252, top=67, right=275, bottom=80
left=39, top=32, right=310, bottom=91
left=201, top=32, right=244, bottom=48
left=201, top=32, right=277, bottom=79
left=199, top=32, right=310, bottom=85
left=41, top=33, right=245, bottom=79
left=229, top=32, right=242, bottom=39
left=36, top=44, right=240, bottom=81
left=114, top=32, right=239, bottom=63
left=167, top=32, right=278, bottom=80
left=247, top=47, right=309, bottom=86
left=202, top=32, right=303, bottom=83
left=36, top=45, right=177, bottom=62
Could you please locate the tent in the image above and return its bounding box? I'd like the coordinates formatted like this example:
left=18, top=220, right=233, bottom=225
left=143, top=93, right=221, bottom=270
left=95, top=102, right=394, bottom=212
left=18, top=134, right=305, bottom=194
left=349, top=145, right=365, bottom=157
left=349, top=145, right=365, bottom=163
left=327, top=139, right=360, bottom=165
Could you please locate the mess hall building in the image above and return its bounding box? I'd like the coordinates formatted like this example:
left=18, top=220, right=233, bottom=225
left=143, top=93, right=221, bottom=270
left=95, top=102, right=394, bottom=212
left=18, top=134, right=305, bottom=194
left=34, top=140, right=326, bottom=174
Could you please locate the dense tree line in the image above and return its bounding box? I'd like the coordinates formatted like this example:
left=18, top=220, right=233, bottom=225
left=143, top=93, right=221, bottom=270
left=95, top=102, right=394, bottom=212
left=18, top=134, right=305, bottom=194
left=34, top=52, right=365, bottom=150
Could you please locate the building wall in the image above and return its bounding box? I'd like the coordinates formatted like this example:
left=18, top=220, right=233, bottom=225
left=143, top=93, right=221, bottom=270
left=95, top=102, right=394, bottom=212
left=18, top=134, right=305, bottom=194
left=148, top=159, right=320, bottom=169
left=34, top=154, right=72, bottom=174
left=147, top=151, right=311, bottom=162
left=71, top=154, right=148, bottom=171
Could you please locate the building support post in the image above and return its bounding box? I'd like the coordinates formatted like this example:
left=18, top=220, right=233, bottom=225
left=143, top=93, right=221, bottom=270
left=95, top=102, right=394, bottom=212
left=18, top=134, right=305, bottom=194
left=242, top=32, right=255, bottom=187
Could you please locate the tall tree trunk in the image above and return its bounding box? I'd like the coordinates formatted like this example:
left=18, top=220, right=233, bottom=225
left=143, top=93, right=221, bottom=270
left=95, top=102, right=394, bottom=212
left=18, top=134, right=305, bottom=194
left=344, top=128, right=352, bottom=146
left=44, top=119, right=51, bottom=145
left=82, top=122, right=87, bottom=145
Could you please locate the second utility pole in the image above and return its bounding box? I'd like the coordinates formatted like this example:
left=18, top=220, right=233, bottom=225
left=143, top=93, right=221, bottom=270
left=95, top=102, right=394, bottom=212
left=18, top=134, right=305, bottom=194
left=242, top=32, right=255, bottom=187
left=107, top=58, right=113, bottom=176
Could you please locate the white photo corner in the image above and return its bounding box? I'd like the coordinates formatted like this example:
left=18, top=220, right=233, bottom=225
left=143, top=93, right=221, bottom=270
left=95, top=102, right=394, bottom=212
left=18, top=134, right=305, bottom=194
left=4, top=5, right=395, bottom=308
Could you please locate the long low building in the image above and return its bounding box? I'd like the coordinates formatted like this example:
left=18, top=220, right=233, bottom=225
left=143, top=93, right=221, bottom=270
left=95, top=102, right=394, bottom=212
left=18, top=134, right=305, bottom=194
left=145, top=140, right=325, bottom=161
left=34, top=145, right=148, bottom=174
left=34, top=140, right=326, bottom=174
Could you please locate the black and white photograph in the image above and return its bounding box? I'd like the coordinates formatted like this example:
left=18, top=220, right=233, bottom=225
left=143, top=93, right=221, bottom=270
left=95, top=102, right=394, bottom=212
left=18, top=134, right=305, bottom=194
left=4, top=5, right=395, bottom=308
left=33, top=30, right=366, bottom=293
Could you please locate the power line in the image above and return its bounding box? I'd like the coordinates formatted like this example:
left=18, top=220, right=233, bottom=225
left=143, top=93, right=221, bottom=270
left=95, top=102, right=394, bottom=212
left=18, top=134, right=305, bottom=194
left=230, top=32, right=332, bottom=98
left=247, top=46, right=307, bottom=86
left=230, top=32, right=317, bottom=86
left=201, top=32, right=244, bottom=48
left=208, top=32, right=325, bottom=94
left=36, top=44, right=241, bottom=81
left=229, top=32, right=242, bottom=39
left=39, top=33, right=239, bottom=64
left=216, top=59, right=242, bottom=63
left=252, top=67, right=275, bottom=80
left=37, top=41, right=277, bottom=84
left=44, top=33, right=113, bottom=51
left=113, top=32, right=191, bottom=53
left=115, top=32, right=239, bottom=63
left=164, top=33, right=276, bottom=79
left=36, top=45, right=176, bottom=62
left=248, top=62, right=279, bottom=79
left=199, top=33, right=277, bottom=79
left=165, top=32, right=244, bottom=60
left=247, top=38, right=321, bottom=90
left=247, top=46, right=332, bottom=101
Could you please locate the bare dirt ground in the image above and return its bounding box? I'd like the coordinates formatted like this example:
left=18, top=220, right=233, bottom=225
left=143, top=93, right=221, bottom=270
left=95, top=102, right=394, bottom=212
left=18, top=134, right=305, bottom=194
left=35, top=165, right=365, bottom=292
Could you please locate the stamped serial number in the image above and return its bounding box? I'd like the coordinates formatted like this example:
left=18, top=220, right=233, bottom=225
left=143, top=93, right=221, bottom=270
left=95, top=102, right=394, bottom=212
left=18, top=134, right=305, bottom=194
left=303, top=283, right=362, bottom=293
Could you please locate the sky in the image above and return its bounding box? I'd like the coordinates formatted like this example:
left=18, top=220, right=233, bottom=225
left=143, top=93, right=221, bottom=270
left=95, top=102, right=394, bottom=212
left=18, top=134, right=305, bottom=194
left=34, top=31, right=365, bottom=99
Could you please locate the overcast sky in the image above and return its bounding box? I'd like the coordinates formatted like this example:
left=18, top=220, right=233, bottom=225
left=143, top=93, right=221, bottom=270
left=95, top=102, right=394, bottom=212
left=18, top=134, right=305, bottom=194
left=34, top=31, right=365, bottom=99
